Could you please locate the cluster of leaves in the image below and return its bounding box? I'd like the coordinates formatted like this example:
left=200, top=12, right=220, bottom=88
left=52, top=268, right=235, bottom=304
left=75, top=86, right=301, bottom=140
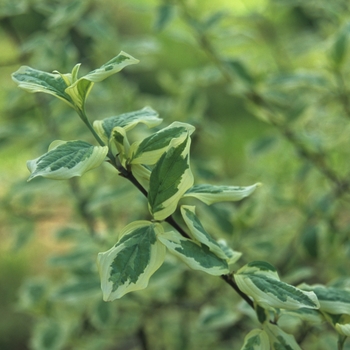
left=12, top=50, right=350, bottom=350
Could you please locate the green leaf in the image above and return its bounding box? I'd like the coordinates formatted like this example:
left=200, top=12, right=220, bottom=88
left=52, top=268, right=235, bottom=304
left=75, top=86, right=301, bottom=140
left=180, top=205, right=229, bottom=260
left=301, top=225, right=319, bottom=258
left=65, top=51, right=139, bottom=110
left=97, top=221, right=166, bottom=301
left=130, top=122, right=195, bottom=165
left=27, top=140, right=108, bottom=181
left=184, top=183, right=260, bottom=205
left=234, top=261, right=319, bottom=310
left=52, top=278, right=100, bottom=301
left=217, top=239, right=242, bottom=265
left=240, top=329, right=270, bottom=350
left=93, top=107, right=162, bottom=145
left=157, top=231, right=229, bottom=275
left=154, top=3, right=176, bottom=32
left=112, top=126, right=130, bottom=167
left=12, top=51, right=139, bottom=111
left=280, top=307, right=324, bottom=324
left=334, top=314, right=350, bottom=336
left=330, top=23, right=350, bottom=67
left=227, top=59, right=255, bottom=85
left=148, top=135, right=194, bottom=220
left=263, top=322, right=302, bottom=350
left=12, top=66, right=74, bottom=107
left=299, top=284, right=350, bottom=315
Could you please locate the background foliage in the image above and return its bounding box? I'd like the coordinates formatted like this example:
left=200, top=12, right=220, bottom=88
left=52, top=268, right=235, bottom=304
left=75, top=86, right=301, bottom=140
left=1, top=0, right=350, bottom=349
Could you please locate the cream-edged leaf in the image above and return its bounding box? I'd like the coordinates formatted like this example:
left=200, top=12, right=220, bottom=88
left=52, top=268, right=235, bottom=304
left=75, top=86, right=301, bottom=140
left=130, top=164, right=151, bottom=190
left=65, top=51, right=139, bottom=110
left=299, top=284, right=350, bottom=315
left=130, top=122, right=195, bottom=165
left=97, top=221, right=166, bottom=301
left=240, top=329, right=270, bottom=350
left=263, top=322, right=302, bottom=350
left=93, top=107, right=162, bottom=145
left=157, top=231, right=229, bottom=275
left=234, top=261, right=319, bottom=310
left=12, top=66, right=74, bottom=107
left=184, top=183, right=261, bottom=205
left=27, top=140, right=108, bottom=181
left=148, top=135, right=194, bottom=220
left=180, top=205, right=228, bottom=259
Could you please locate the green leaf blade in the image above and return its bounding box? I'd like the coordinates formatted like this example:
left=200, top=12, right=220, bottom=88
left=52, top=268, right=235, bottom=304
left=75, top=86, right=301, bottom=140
left=12, top=66, right=74, bottom=107
left=240, top=329, right=270, bottom=350
left=27, top=140, right=108, bottom=181
left=97, top=221, right=166, bottom=301
left=148, top=136, right=194, bottom=220
left=184, top=183, right=260, bottom=205
left=158, top=231, right=229, bottom=275
left=235, top=262, right=319, bottom=310
left=93, top=107, right=162, bottom=145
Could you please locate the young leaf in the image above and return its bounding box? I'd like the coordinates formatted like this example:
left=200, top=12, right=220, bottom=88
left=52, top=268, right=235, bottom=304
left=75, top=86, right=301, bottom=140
left=263, top=322, right=302, bottom=350
left=299, top=284, right=350, bottom=315
left=129, top=122, right=195, bottom=165
left=27, top=140, right=108, bottom=181
left=234, top=261, right=319, bottom=310
left=112, top=126, right=130, bottom=167
left=334, top=315, right=350, bottom=337
left=180, top=205, right=228, bottom=259
left=97, top=221, right=166, bottom=301
left=183, top=183, right=260, bottom=205
left=154, top=3, right=176, bottom=32
left=157, top=231, right=229, bottom=276
left=240, top=329, right=270, bottom=350
left=93, top=107, right=162, bottom=145
left=12, top=66, right=74, bottom=107
left=65, top=51, right=139, bottom=110
left=217, top=239, right=242, bottom=265
left=130, top=164, right=151, bottom=190
left=148, top=135, right=194, bottom=221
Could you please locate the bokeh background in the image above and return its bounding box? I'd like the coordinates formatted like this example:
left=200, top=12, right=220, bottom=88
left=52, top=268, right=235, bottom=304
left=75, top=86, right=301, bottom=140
left=1, top=0, right=350, bottom=349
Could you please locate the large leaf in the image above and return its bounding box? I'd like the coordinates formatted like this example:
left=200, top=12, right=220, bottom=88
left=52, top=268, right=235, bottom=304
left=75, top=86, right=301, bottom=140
left=263, top=322, right=302, bottom=350
left=183, top=183, right=260, bottom=205
left=12, top=52, right=138, bottom=111
left=148, top=136, right=194, bottom=220
left=180, top=205, right=228, bottom=260
left=234, top=261, right=319, bottom=310
left=130, top=122, right=195, bottom=165
left=27, top=140, right=108, bottom=181
left=97, top=221, right=166, bottom=301
left=157, top=231, right=229, bottom=275
left=240, top=329, right=270, bottom=350
left=299, top=284, right=350, bottom=315
left=93, top=107, right=162, bottom=145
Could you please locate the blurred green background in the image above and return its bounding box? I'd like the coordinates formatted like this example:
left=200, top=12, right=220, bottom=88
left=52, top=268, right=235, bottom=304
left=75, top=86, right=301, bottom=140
left=1, top=0, right=350, bottom=349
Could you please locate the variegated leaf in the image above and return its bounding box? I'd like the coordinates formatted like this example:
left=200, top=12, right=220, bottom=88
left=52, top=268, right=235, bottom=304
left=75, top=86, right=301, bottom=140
left=183, top=183, right=260, bottom=205
left=180, top=205, right=228, bottom=259
left=335, top=315, right=350, bottom=336
left=157, top=231, right=229, bottom=275
left=263, top=322, right=302, bottom=350
left=93, top=107, right=162, bottom=145
left=234, top=261, right=319, bottom=310
left=148, top=136, right=194, bottom=220
left=97, top=221, right=166, bottom=301
left=27, top=140, right=108, bottom=181
left=65, top=51, right=139, bottom=110
left=129, top=122, right=195, bottom=165
left=12, top=66, right=74, bottom=107
left=240, top=329, right=270, bottom=350
left=217, top=239, right=242, bottom=265
left=299, top=284, right=350, bottom=315
left=112, top=127, right=130, bottom=167
left=130, top=164, right=151, bottom=190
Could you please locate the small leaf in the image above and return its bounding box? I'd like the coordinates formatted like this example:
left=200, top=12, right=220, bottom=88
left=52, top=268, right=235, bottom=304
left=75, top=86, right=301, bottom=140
left=301, top=225, right=319, bottom=258
left=93, top=107, right=162, bottom=145
left=330, top=23, right=350, bottom=67
left=148, top=135, right=194, bottom=220
left=27, top=140, right=108, bottom=181
left=157, top=231, right=229, bottom=275
left=130, top=122, right=195, bottom=165
left=184, top=183, right=260, bottom=205
left=234, top=261, right=319, bottom=310
left=299, top=284, right=350, bottom=315
left=130, top=164, right=151, bottom=190
left=240, top=329, right=270, bottom=350
left=52, top=278, right=100, bottom=301
left=12, top=66, right=74, bottom=107
left=263, top=322, right=302, bottom=350
left=97, top=221, right=166, bottom=301
left=65, top=51, right=139, bottom=110
left=112, top=126, right=130, bottom=167
left=180, top=205, right=228, bottom=259
left=227, top=59, right=255, bottom=85
left=335, top=314, right=350, bottom=336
